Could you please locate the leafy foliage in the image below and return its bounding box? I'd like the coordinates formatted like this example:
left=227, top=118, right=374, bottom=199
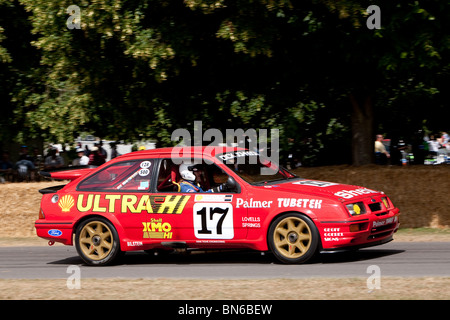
left=0, top=0, right=449, bottom=165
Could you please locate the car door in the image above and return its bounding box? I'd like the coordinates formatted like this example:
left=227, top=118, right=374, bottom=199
left=153, top=157, right=248, bottom=243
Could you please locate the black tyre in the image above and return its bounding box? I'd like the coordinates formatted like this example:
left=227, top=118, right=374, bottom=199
left=75, top=217, right=122, bottom=266
left=268, top=213, right=319, bottom=264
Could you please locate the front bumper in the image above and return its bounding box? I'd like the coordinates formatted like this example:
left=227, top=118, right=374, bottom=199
left=319, top=208, right=400, bottom=250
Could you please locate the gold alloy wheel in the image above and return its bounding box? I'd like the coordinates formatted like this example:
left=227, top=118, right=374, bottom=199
left=78, top=221, right=114, bottom=261
left=273, top=216, right=312, bottom=259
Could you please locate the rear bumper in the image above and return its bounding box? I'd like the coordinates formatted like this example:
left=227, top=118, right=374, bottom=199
left=35, top=220, right=74, bottom=245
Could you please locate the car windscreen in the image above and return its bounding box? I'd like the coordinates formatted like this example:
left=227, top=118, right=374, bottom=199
left=216, top=151, right=296, bottom=184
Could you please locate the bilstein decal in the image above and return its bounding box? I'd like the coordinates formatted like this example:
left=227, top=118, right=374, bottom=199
left=76, top=194, right=190, bottom=214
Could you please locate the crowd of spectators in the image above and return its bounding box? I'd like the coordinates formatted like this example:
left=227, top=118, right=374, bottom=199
left=375, top=131, right=449, bottom=165
left=1, top=132, right=448, bottom=183
left=0, top=141, right=121, bottom=183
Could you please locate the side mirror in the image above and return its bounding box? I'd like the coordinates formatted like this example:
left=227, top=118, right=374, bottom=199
left=226, top=176, right=237, bottom=191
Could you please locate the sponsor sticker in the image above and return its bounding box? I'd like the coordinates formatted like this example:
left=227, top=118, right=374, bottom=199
left=195, top=194, right=233, bottom=202
left=373, top=216, right=398, bottom=228
left=293, top=180, right=338, bottom=187
left=140, top=161, right=152, bottom=169
left=323, top=227, right=344, bottom=242
left=48, top=229, right=62, bottom=237
left=138, top=168, right=150, bottom=176
left=277, top=198, right=323, bottom=209
left=127, top=241, right=143, bottom=247
left=236, top=198, right=272, bottom=208
left=242, top=216, right=261, bottom=228
left=334, top=188, right=378, bottom=199
left=143, top=218, right=172, bottom=239
left=58, top=195, right=75, bottom=212
left=193, top=203, right=234, bottom=239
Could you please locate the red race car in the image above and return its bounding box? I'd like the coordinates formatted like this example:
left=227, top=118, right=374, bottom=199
left=35, top=147, right=400, bottom=265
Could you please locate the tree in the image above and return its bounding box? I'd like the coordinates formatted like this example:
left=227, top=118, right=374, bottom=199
left=0, top=0, right=40, bottom=149
left=2, top=0, right=449, bottom=166
left=203, top=0, right=450, bottom=164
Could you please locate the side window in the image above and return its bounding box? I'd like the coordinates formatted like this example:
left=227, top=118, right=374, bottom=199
left=78, top=159, right=154, bottom=191
left=156, top=159, right=180, bottom=192
left=156, top=158, right=236, bottom=193
left=209, top=163, right=229, bottom=185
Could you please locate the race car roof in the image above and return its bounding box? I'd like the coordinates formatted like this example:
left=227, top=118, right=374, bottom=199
left=116, top=146, right=246, bottom=159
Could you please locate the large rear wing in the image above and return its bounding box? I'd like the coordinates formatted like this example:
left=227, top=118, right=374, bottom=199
left=39, top=165, right=98, bottom=181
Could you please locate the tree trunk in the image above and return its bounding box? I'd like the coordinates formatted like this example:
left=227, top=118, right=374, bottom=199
left=349, top=93, right=374, bottom=166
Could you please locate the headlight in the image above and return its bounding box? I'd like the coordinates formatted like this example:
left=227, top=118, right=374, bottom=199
left=381, top=197, right=390, bottom=209
left=346, top=202, right=366, bottom=216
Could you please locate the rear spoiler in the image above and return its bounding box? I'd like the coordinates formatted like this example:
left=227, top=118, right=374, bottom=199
left=39, top=165, right=98, bottom=181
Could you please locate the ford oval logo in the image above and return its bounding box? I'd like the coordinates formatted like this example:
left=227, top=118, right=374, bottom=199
left=48, top=229, right=62, bottom=237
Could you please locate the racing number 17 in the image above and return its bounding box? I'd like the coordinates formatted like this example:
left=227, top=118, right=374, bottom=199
left=193, top=203, right=234, bottom=239
left=197, top=206, right=228, bottom=234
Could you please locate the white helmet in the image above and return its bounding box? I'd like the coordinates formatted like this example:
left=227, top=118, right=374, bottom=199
left=179, top=162, right=196, bottom=181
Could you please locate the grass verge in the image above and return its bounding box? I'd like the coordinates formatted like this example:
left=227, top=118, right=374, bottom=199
left=1, top=277, right=449, bottom=300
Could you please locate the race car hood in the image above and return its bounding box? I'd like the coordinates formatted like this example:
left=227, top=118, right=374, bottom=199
left=260, top=179, right=381, bottom=201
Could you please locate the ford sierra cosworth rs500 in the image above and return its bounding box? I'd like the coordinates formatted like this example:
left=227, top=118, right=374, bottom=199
left=35, top=147, right=400, bottom=265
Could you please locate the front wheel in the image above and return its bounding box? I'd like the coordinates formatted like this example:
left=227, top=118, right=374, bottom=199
left=268, top=213, right=319, bottom=264
left=75, top=217, right=122, bottom=266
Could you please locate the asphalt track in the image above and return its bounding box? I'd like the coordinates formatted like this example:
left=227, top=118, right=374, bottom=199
left=0, top=242, right=449, bottom=279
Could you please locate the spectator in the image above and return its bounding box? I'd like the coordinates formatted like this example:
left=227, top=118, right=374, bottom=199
left=88, top=146, right=106, bottom=166
left=84, top=145, right=90, bottom=157
left=32, top=147, right=44, bottom=171
left=15, top=158, right=35, bottom=181
left=440, top=132, right=449, bottom=148
left=110, top=142, right=121, bottom=159
left=72, top=148, right=89, bottom=166
left=18, top=145, right=34, bottom=162
left=427, top=134, right=440, bottom=156
left=98, top=141, right=108, bottom=159
left=44, top=148, right=64, bottom=170
left=374, top=134, right=390, bottom=164
left=0, top=151, right=13, bottom=183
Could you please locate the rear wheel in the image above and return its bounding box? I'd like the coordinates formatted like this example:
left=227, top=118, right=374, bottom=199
left=75, top=217, right=122, bottom=266
left=268, top=213, right=319, bottom=264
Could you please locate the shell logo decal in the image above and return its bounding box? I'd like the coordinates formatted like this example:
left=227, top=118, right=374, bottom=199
left=58, top=195, right=75, bottom=212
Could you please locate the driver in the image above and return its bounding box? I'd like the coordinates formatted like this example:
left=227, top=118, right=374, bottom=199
left=179, top=162, right=228, bottom=193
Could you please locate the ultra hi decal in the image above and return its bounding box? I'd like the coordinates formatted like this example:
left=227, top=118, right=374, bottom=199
left=76, top=194, right=190, bottom=214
